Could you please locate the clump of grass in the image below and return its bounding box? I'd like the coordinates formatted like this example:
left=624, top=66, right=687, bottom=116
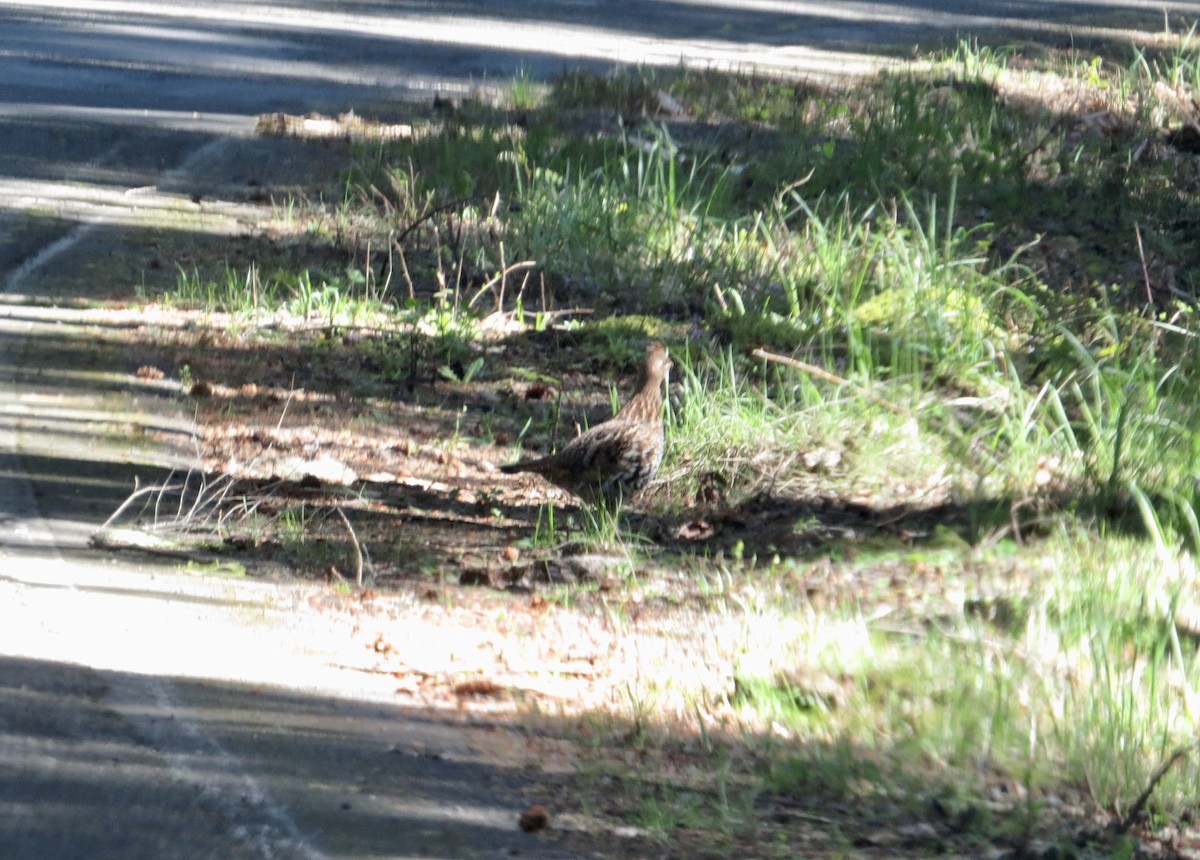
left=548, top=65, right=663, bottom=115
left=169, top=263, right=392, bottom=326
left=172, top=264, right=282, bottom=314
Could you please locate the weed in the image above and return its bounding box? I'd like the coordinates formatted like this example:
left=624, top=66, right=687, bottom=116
left=508, top=67, right=545, bottom=111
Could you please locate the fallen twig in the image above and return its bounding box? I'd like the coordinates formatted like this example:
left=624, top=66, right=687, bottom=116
left=1134, top=222, right=1152, bottom=306
left=100, top=476, right=184, bottom=531
left=395, top=195, right=486, bottom=246
left=469, top=259, right=539, bottom=309
left=1117, top=740, right=1200, bottom=834
left=751, top=347, right=907, bottom=415
left=336, top=506, right=365, bottom=587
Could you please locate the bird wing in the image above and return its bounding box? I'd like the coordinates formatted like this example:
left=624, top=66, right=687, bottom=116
left=570, top=420, right=659, bottom=493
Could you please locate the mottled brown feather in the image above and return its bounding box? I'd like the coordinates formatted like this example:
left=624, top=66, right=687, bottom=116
left=500, top=342, right=670, bottom=504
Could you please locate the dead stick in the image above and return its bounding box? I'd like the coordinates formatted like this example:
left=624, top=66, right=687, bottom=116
left=393, top=239, right=416, bottom=301
left=469, top=259, right=539, bottom=309
left=99, top=478, right=185, bottom=531
left=395, top=194, right=486, bottom=245
left=751, top=347, right=906, bottom=415
left=336, top=506, right=365, bottom=587
left=1117, top=740, right=1199, bottom=834
left=1134, top=222, right=1153, bottom=306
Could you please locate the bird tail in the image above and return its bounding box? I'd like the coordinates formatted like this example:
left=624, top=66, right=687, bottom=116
left=501, top=454, right=560, bottom=474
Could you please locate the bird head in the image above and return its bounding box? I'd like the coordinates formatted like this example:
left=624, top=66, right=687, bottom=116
left=641, top=341, right=672, bottom=385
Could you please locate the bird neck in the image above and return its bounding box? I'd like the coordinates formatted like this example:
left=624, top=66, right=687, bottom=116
left=615, top=369, right=664, bottom=424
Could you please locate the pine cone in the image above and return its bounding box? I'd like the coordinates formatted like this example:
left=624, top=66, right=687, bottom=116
left=501, top=342, right=671, bottom=505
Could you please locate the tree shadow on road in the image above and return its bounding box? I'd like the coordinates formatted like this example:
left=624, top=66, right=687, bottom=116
left=0, top=653, right=583, bottom=859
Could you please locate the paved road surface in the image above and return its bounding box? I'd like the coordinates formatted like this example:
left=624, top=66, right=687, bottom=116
left=4, top=0, right=1198, bottom=116
left=0, top=1, right=1196, bottom=857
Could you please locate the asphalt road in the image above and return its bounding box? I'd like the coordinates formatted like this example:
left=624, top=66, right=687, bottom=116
left=0, top=1, right=1197, bottom=857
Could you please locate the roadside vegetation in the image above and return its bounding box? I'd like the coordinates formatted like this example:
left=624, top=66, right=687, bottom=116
left=130, top=28, right=1200, bottom=859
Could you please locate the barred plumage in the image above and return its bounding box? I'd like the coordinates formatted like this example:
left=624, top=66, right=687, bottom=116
left=500, top=342, right=671, bottom=505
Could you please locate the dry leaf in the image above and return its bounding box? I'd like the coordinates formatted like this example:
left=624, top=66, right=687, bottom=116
left=676, top=518, right=714, bottom=541
left=453, top=678, right=504, bottom=698
left=519, top=804, right=549, bottom=833
left=373, top=634, right=395, bottom=654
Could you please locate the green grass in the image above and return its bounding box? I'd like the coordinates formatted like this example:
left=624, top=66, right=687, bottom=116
left=526, top=46, right=1200, bottom=851
left=171, top=262, right=393, bottom=326
left=165, top=29, right=1200, bottom=855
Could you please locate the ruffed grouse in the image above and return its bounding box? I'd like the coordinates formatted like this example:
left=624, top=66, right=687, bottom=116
left=501, top=341, right=671, bottom=505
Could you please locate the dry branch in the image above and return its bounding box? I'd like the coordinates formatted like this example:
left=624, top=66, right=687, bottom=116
left=336, top=506, right=365, bottom=587
left=751, top=347, right=907, bottom=415
left=1117, top=740, right=1200, bottom=834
